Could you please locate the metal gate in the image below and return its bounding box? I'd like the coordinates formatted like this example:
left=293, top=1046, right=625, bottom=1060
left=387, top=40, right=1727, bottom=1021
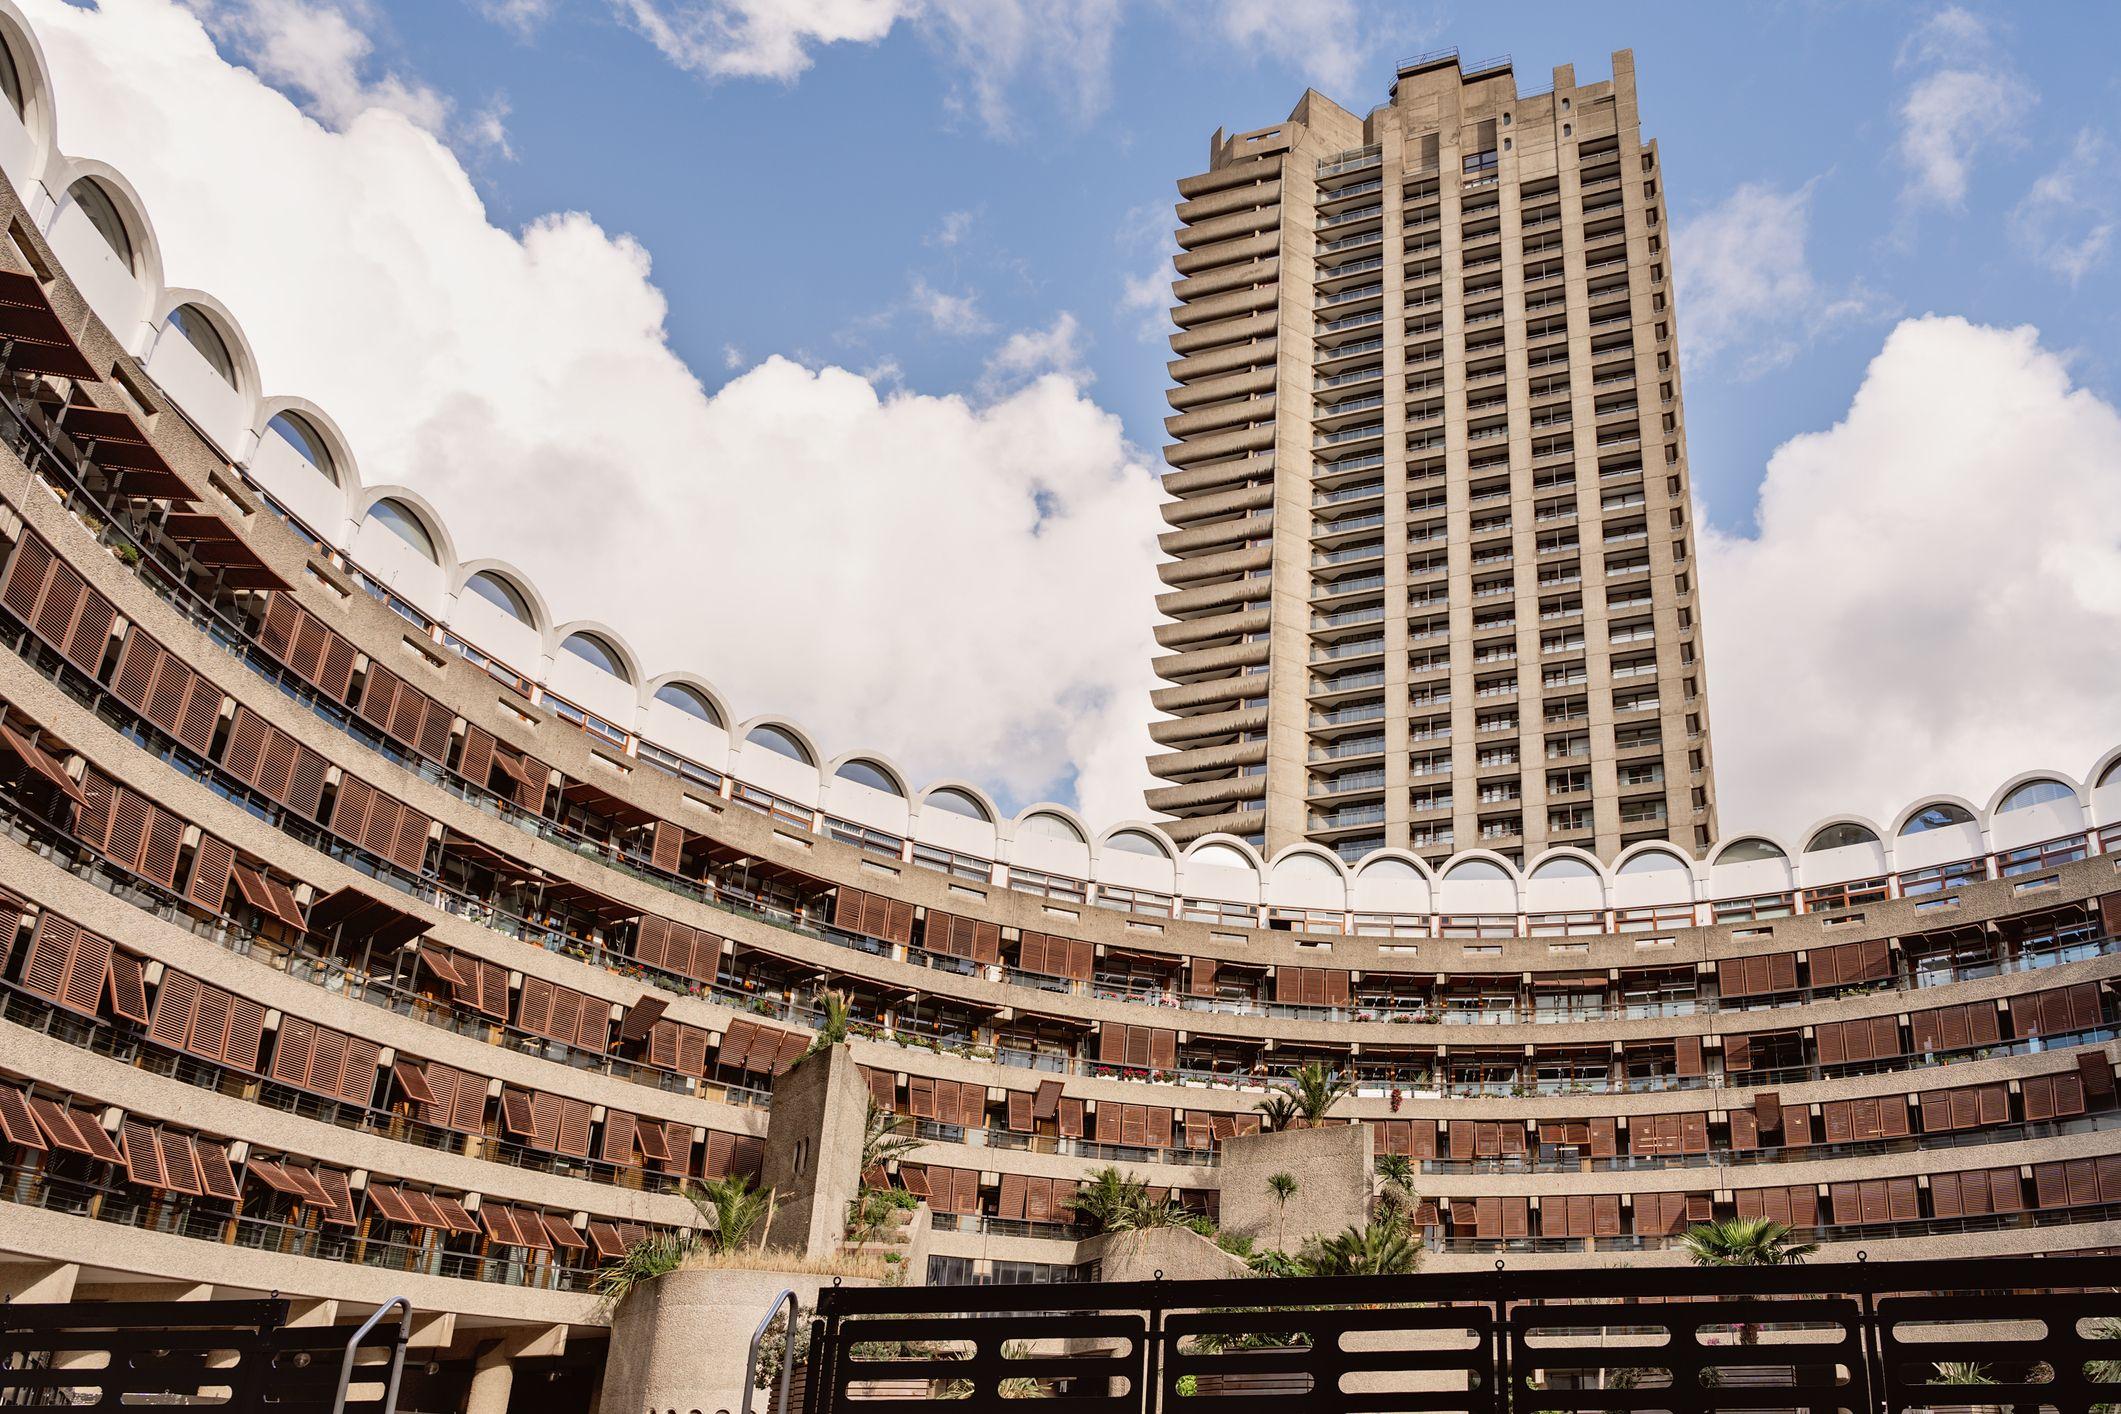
left=0, top=1296, right=412, bottom=1413
left=802, top=1254, right=2121, bottom=1413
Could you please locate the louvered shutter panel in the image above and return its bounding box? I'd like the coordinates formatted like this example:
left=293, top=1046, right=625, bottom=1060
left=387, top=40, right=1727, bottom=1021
left=307, top=1026, right=349, bottom=1099
left=185, top=835, right=235, bottom=911
left=104, top=951, right=149, bottom=1024
left=338, top=1037, right=380, bottom=1105
left=1674, top=1034, right=1703, bottom=1076
left=650, top=820, right=683, bottom=872
left=121, top=1120, right=169, bottom=1189
left=518, top=977, right=555, bottom=1038
left=1150, top=1028, right=1177, bottom=1070
left=458, top=727, right=496, bottom=792
left=1, top=531, right=54, bottom=620
left=575, top=997, right=611, bottom=1053
left=272, top=1016, right=316, bottom=1088
left=150, top=968, right=200, bottom=1051
left=1007, top=1091, right=1033, bottom=1132
left=601, top=1109, right=639, bottom=1166
left=2078, top=1051, right=2116, bottom=1106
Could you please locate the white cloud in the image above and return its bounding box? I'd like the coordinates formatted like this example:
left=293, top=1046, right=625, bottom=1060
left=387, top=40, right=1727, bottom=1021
left=917, top=0, right=1122, bottom=138
left=2009, top=129, right=2117, bottom=284
left=1674, top=180, right=1886, bottom=378
left=1115, top=200, right=1174, bottom=341
left=928, top=208, right=976, bottom=248
left=611, top=0, right=912, bottom=81
left=720, top=341, right=745, bottom=369
left=1894, top=7, right=2029, bottom=208
left=981, top=312, right=1087, bottom=395
left=466, top=94, right=514, bottom=160
left=1205, top=0, right=1369, bottom=94
left=30, top=0, right=1164, bottom=823
left=1701, top=316, right=2121, bottom=837
left=188, top=0, right=449, bottom=133
left=471, top=0, right=558, bottom=40
left=907, top=276, right=991, bottom=335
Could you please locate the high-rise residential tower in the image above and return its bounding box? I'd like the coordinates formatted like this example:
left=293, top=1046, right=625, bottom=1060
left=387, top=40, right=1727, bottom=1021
left=1147, top=49, right=1718, bottom=867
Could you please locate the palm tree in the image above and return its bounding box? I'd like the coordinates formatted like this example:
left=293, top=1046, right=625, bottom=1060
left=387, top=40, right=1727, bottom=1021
left=686, top=1172, right=773, bottom=1253
left=1374, top=1153, right=1418, bottom=1230
left=1072, top=1166, right=1149, bottom=1235
left=1289, top=1060, right=1352, bottom=1123
left=1301, top=1219, right=1424, bottom=1276
left=1255, top=1092, right=1299, bottom=1131
left=802, top=989, right=852, bottom=1059
left=861, top=1102, right=920, bottom=1178
left=1267, top=1172, right=1298, bottom=1248
left=1679, top=1217, right=1818, bottom=1347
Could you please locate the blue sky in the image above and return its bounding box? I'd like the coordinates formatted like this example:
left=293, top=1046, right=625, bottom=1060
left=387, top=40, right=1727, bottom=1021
left=33, top=0, right=2121, bottom=835
left=348, top=0, right=2119, bottom=529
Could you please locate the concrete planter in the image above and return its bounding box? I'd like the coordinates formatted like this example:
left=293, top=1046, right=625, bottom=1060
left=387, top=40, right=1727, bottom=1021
left=599, top=1268, right=879, bottom=1414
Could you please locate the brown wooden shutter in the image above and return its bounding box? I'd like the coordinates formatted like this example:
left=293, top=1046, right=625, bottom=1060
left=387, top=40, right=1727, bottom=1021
left=23, top=914, right=114, bottom=1017
left=110, top=629, right=222, bottom=757
left=1674, top=1034, right=1703, bottom=1076
left=650, top=820, right=685, bottom=872
left=104, top=951, right=149, bottom=1024
left=6, top=534, right=116, bottom=677
left=257, top=595, right=356, bottom=701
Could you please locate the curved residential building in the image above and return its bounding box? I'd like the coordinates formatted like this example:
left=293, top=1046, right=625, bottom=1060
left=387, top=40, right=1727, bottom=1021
left=0, top=5, right=2118, bottom=1405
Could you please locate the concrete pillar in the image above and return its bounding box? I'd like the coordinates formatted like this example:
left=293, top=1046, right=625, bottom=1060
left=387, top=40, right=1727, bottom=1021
left=465, top=1344, right=515, bottom=1414
left=1216, top=1122, right=1375, bottom=1249
left=759, top=1042, right=868, bottom=1259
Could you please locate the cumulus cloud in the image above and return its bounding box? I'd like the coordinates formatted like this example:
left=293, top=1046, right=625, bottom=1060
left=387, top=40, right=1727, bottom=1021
left=1894, top=6, right=2029, bottom=208
left=981, top=312, right=1087, bottom=395
left=188, top=0, right=450, bottom=134
left=1701, top=316, right=2121, bottom=837
left=1674, top=180, right=1886, bottom=378
left=2009, top=129, right=2117, bottom=285
left=1202, top=0, right=1372, bottom=94
left=30, top=0, right=1165, bottom=822
left=611, top=0, right=911, bottom=81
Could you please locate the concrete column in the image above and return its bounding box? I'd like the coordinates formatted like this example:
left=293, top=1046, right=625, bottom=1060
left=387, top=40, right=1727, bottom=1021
left=760, top=1042, right=868, bottom=1259
left=465, top=1344, right=516, bottom=1414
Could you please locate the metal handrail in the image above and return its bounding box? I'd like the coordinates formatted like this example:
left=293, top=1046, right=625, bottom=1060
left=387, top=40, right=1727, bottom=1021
left=743, top=1288, right=799, bottom=1414
left=332, top=1295, right=412, bottom=1414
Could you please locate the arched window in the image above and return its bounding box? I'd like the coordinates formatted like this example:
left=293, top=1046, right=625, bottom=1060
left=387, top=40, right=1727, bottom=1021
left=1357, top=857, right=1422, bottom=881
left=1275, top=851, right=1339, bottom=881
left=746, top=725, right=812, bottom=765
left=925, top=788, right=990, bottom=822
left=1998, top=778, right=2074, bottom=813
left=654, top=683, right=720, bottom=726
left=1442, top=859, right=1509, bottom=883
left=1529, top=855, right=1599, bottom=880
left=1716, top=838, right=1786, bottom=865
left=561, top=632, right=629, bottom=680
left=1899, top=802, right=1974, bottom=835
left=1805, top=823, right=1879, bottom=852
left=464, top=572, right=531, bottom=623
left=167, top=304, right=236, bottom=387
left=363, top=498, right=436, bottom=561
left=835, top=760, right=902, bottom=795
left=0, top=39, right=26, bottom=122
left=2101, top=759, right=2121, bottom=790
left=69, top=179, right=135, bottom=271
left=1618, top=849, right=1686, bottom=875
left=1104, top=829, right=1169, bottom=858
left=266, top=412, right=337, bottom=484
left=1190, top=843, right=1255, bottom=872
left=1018, top=811, right=1083, bottom=843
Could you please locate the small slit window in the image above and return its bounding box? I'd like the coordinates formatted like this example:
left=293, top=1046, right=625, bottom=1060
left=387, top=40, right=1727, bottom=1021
left=654, top=683, right=720, bottom=726
left=267, top=412, right=337, bottom=484
left=69, top=179, right=135, bottom=272
left=561, top=632, right=628, bottom=680
left=746, top=725, right=811, bottom=765
left=465, top=571, right=531, bottom=623
left=364, top=498, right=437, bottom=562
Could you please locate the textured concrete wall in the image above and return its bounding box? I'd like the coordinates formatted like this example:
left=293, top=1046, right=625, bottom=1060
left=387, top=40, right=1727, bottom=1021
left=1216, top=1123, right=1374, bottom=1250
left=760, top=1043, right=868, bottom=1259
left=599, top=1269, right=875, bottom=1414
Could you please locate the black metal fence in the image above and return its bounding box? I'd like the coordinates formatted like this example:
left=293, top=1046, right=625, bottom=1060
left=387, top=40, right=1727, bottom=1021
left=802, top=1255, right=2121, bottom=1413
left=0, top=1297, right=410, bottom=1413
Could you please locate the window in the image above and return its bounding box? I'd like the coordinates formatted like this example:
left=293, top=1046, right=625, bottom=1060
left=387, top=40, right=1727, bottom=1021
left=1618, top=848, right=1687, bottom=876
left=654, top=681, right=720, bottom=725
left=925, top=788, right=991, bottom=822
left=1715, top=838, right=1785, bottom=865
left=1805, top=823, right=1879, bottom=852
left=1018, top=811, right=1084, bottom=844
left=1899, top=802, right=1974, bottom=835
left=1443, top=860, right=1510, bottom=884
left=745, top=724, right=812, bottom=765
left=266, top=412, right=337, bottom=484
left=167, top=304, right=237, bottom=387
left=464, top=571, right=532, bottom=623
left=835, top=759, right=902, bottom=795
left=69, top=179, right=135, bottom=271
left=363, top=498, right=437, bottom=561
left=1998, top=778, right=2074, bottom=813
left=0, top=37, right=23, bottom=120
left=1104, top=830, right=1169, bottom=858
left=561, top=632, right=628, bottom=680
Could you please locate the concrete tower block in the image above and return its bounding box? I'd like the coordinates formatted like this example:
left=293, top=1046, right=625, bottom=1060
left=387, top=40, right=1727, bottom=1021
left=759, top=1042, right=869, bottom=1259
left=1215, top=1122, right=1375, bottom=1249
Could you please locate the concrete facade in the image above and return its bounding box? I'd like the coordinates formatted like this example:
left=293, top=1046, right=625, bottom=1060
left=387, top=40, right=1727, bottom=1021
left=1148, top=50, right=1719, bottom=870
left=759, top=1043, right=868, bottom=1259
left=1214, top=1123, right=1375, bottom=1249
